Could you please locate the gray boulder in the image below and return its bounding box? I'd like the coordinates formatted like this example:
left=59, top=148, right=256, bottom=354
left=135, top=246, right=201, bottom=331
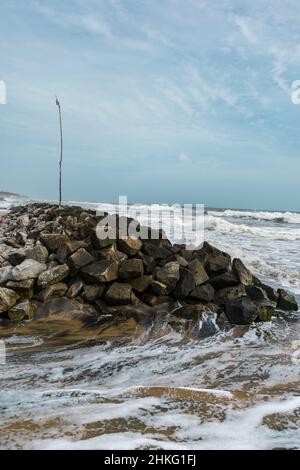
left=153, top=261, right=180, bottom=290
left=6, top=279, right=35, bottom=299
left=277, top=289, right=298, bottom=311
left=81, top=260, right=119, bottom=283
left=118, top=237, right=142, bottom=256
left=119, top=258, right=144, bottom=279
left=104, top=282, right=137, bottom=305
left=12, top=259, right=47, bottom=281
left=232, top=258, right=253, bottom=286
left=37, top=264, right=70, bottom=288
left=191, top=284, right=214, bottom=302
left=67, top=248, right=94, bottom=271
left=187, top=259, right=209, bottom=286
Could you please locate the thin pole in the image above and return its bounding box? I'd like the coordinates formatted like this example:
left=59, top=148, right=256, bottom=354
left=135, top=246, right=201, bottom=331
left=56, top=96, right=63, bottom=208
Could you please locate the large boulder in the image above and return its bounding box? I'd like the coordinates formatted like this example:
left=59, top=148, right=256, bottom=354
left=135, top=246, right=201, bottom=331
left=190, top=284, right=214, bottom=302
left=0, top=266, right=12, bottom=285
left=11, top=259, right=47, bottom=281
left=82, top=284, right=105, bottom=302
left=232, top=258, right=253, bottom=286
left=173, top=267, right=195, bottom=298
left=0, top=287, right=20, bottom=313
left=209, top=272, right=238, bottom=290
left=56, top=240, right=87, bottom=263
left=37, top=264, right=70, bottom=288
left=67, top=248, right=94, bottom=271
left=198, top=242, right=231, bottom=275
left=117, top=237, right=142, bottom=256
left=153, top=261, right=180, bottom=290
left=225, top=298, right=258, bottom=324
left=104, top=282, right=138, bottom=305
left=6, top=279, right=35, bottom=299
left=38, top=283, right=68, bottom=302
left=81, top=260, right=119, bottom=283
left=25, top=243, right=49, bottom=264
left=224, top=298, right=274, bottom=324
left=215, top=284, right=246, bottom=306
left=99, top=244, right=127, bottom=262
left=119, top=258, right=144, bottom=279
left=246, top=286, right=269, bottom=301
left=277, top=289, right=298, bottom=311
left=40, top=233, right=70, bottom=252
left=139, top=253, right=156, bottom=274
left=8, top=300, right=36, bottom=321
left=142, top=241, right=172, bottom=260
left=187, top=259, right=209, bottom=286
left=129, top=275, right=152, bottom=294
left=66, top=279, right=84, bottom=298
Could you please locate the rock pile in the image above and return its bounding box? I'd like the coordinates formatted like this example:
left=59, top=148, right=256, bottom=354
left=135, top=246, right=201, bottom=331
left=0, top=203, right=298, bottom=326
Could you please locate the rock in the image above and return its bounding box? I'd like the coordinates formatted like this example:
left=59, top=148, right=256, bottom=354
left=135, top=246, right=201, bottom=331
left=175, top=255, right=189, bottom=267
left=7, top=248, right=26, bottom=265
left=209, top=272, right=238, bottom=289
left=38, top=283, right=68, bottom=302
left=66, top=279, right=84, bottom=298
left=153, top=261, right=180, bottom=290
left=232, top=258, right=253, bottom=286
left=277, top=289, right=298, bottom=311
left=82, top=284, right=105, bottom=302
left=187, top=259, right=209, bottom=286
left=11, top=259, right=47, bottom=281
left=256, top=300, right=275, bottom=321
left=8, top=300, right=36, bottom=321
left=37, top=264, right=70, bottom=288
left=25, top=243, right=49, bottom=264
left=142, top=241, right=171, bottom=260
left=191, top=284, right=214, bottom=302
left=198, top=242, right=231, bottom=274
left=151, top=280, right=169, bottom=296
left=257, top=283, right=279, bottom=302
left=215, top=284, right=246, bottom=305
left=225, top=298, right=259, bottom=324
left=139, top=253, right=156, bottom=274
left=118, top=237, right=142, bottom=256
left=129, top=275, right=152, bottom=294
left=246, top=286, right=269, bottom=301
left=56, top=240, right=87, bottom=263
left=40, top=233, right=70, bottom=252
left=0, top=287, right=20, bottom=313
left=6, top=279, right=35, bottom=299
left=180, top=249, right=195, bottom=262
left=206, top=254, right=231, bottom=275
left=0, top=266, right=12, bottom=285
left=104, top=282, right=135, bottom=305
left=173, top=267, right=195, bottom=298
left=81, top=260, right=119, bottom=283
left=67, top=248, right=94, bottom=271
left=99, top=244, right=127, bottom=262
left=119, top=258, right=144, bottom=279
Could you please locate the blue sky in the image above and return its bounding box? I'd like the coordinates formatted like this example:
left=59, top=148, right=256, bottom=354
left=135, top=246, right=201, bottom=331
left=0, top=0, right=300, bottom=210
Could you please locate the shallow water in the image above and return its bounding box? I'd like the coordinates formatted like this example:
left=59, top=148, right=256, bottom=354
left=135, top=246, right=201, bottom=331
left=0, top=203, right=299, bottom=449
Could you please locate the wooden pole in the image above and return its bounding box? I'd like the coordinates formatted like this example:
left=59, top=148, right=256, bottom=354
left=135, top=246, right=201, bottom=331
left=56, top=96, right=63, bottom=208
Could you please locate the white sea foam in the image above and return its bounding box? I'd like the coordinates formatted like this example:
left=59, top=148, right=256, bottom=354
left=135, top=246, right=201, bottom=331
left=209, top=209, right=300, bottom=224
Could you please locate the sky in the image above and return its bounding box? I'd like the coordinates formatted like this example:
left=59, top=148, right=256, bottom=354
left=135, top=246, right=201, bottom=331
left=0, top=0, right=300, bottom=211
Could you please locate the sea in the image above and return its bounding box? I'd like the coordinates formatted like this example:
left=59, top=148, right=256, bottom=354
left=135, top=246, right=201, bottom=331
left=0, top=194, right=299, bottom=450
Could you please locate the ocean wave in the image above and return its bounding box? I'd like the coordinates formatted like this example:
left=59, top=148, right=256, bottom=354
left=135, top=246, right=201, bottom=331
left=209, top=209, right=300, bottom=224
left=205, top=215, right=300, bottom=241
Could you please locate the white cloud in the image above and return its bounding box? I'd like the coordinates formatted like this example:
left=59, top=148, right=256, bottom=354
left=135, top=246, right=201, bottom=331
left=232, top=15, right=257, bottom=44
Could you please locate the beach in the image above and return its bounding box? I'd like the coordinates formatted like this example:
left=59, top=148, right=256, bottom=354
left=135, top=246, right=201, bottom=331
left=0, top=199, right=299, bottom=449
